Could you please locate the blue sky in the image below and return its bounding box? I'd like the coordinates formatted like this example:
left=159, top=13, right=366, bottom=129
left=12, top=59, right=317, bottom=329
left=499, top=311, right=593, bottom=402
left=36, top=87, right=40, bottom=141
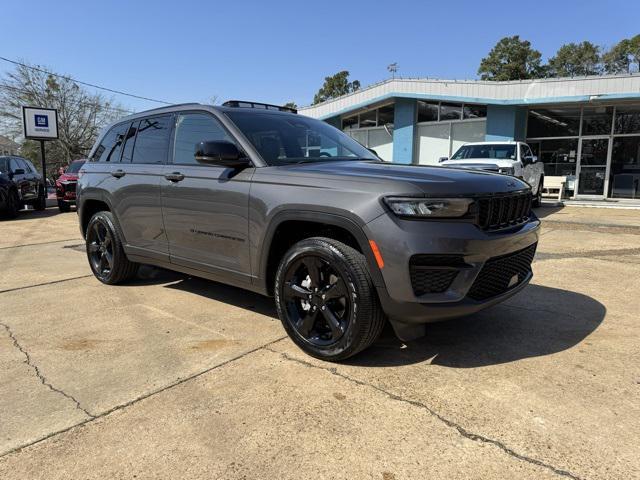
left=2, top=0, right=639, bottom=112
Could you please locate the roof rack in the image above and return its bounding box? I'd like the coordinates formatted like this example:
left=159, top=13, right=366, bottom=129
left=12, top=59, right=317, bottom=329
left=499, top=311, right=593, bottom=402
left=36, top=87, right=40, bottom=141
left=222, top=100, right=297, bottom=114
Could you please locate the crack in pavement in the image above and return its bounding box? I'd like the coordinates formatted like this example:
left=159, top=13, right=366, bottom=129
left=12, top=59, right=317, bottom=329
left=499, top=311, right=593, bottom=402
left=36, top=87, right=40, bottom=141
left=0, top=335, right=288, bottom=459
left=0, top=275, right=93, bottom=295
left=0, top=322, right=95, bottom=419
left=266, top=347, right=585, bottom=480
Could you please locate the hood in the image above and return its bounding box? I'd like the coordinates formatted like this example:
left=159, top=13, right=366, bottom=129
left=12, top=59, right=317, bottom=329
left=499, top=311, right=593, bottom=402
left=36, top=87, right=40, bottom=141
left=268, top=160, right=529, bottom=196
left=440, top=158, right=515, bottom=170
left=57, top=172, right=79, bottom=183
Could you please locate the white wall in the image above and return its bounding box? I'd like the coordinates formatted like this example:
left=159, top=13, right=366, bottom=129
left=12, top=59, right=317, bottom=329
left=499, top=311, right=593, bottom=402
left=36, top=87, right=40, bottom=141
left=416, top=120, right=486, bottom=165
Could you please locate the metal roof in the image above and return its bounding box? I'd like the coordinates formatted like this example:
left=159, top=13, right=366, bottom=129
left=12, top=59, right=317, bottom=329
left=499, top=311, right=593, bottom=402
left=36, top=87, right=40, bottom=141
left=299, top=74, right=640, bottom=120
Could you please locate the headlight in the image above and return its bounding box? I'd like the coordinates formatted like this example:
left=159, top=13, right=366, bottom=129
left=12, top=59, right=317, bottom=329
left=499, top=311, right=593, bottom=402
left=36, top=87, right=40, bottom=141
left=498, top=167, right=515, bottom=175
left=384, top=197, right=472, bottom=218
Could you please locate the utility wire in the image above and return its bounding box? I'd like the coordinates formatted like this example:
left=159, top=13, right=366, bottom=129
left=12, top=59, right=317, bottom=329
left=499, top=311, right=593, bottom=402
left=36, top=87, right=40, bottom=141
left=0, top=55, right=173, bottom=105
left=0, top=83, right=135, bottom=115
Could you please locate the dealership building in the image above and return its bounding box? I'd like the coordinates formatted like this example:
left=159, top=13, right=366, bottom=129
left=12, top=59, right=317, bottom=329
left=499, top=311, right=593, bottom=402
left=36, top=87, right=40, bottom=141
left=299, top=74, right=640, bottom=201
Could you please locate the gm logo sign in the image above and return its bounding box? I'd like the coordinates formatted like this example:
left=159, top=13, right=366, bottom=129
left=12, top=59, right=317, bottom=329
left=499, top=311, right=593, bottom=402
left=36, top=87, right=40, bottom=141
left=35, top=114, right=49, bottom=128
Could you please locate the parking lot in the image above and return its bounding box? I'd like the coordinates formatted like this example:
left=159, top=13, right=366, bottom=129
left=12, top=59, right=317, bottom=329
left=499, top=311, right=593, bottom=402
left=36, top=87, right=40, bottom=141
left=0, top=206, right=638, bottom=479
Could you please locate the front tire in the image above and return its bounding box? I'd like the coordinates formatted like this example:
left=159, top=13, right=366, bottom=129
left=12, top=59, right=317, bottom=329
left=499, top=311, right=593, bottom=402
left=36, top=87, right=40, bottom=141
left=275, top=237, right=386, bottom=361
left=85, top=211, right=138, bottom=284
left=5, top=189, right=20, bottom=218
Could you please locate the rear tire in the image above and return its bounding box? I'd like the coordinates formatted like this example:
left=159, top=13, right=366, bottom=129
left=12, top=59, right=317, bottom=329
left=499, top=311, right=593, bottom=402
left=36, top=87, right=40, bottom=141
left=58, top=199, right=71, bottom=212
left=274, top=237, right=386, bottom=362
left=85, top=211, right=138, bottom=284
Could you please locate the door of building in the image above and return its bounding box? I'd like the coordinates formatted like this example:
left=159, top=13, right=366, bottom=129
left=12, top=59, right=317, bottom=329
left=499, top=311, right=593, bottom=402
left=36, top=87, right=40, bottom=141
left=576, top=137, right=611, bottom=198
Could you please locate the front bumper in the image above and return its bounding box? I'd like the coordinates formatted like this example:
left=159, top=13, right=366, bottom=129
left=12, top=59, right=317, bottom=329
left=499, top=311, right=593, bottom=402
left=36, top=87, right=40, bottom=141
left=364, top=212, right=540, bottom=333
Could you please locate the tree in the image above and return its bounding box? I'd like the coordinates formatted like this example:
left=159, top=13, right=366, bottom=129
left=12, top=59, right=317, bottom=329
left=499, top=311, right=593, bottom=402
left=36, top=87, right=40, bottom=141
left=313, top=71, right=361, bottom=104
left=0, top=61, right=127, bottom=178
left=283, top=101, right=297, bottom=109
left=548, top=41, right=601, bottom=77
left=478, top=36, right=544, bottom=81
left=603, top=35, right=640, bottom=74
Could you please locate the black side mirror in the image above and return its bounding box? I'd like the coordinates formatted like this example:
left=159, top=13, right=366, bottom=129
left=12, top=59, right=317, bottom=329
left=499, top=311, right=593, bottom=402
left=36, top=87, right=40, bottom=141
left=195, top=141, right=250, bottom=169
left=13, top=168, right=25, bottom=175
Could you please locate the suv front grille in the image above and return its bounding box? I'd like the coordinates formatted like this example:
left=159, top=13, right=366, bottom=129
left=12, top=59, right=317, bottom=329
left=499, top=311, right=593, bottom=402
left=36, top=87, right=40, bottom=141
left=477, top=192, right=532, bottom=231
left=409, top=255, right=467, bottom=296
left=467, top=243, right=537, bottom=301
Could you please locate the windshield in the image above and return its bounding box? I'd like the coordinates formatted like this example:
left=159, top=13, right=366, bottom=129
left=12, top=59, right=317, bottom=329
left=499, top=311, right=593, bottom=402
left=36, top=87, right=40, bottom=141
left=66, top=160, right=86, bottom=173
left=0, top=158, right=8, bottom=174
left=451, top=144, right=516, bottom=160
left=225, top=111, right=379, bottom=166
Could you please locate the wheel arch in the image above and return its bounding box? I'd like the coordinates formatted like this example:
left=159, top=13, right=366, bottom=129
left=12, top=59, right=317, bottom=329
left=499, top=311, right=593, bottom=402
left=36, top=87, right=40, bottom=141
left=259, top=210, right=384, bottom=295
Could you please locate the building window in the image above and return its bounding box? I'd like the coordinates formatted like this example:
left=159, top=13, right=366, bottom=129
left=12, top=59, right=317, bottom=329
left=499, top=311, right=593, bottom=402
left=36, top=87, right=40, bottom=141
left=377, top=105, right=394, bottom=125
left=610, top=136, right=640, bottom=199
left=439, top=102, right=462, bottom=121
left=359, top=109, right=377, bottom=128
left=614, top=106, right=640, bottom=134
left=463, top=104, right=487, bottom=119
left=527, top=108, right=581, bottom=137
left=341, top=104, right=394, bottom=130
left=342, top=115, right=358, bottom=130
left=417, top=101, right=439, bottom=122
left=582, top=106, right=613, bottom=136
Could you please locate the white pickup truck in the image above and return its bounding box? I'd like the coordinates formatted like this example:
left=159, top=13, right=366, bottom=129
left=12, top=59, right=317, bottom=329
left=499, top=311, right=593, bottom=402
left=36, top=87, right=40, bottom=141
left=440, top=141, right=544, bottom=206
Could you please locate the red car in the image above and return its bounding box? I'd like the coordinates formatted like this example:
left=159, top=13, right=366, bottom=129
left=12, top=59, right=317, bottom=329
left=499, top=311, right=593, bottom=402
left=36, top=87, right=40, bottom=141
left=56, top=159, right=86, bottom=212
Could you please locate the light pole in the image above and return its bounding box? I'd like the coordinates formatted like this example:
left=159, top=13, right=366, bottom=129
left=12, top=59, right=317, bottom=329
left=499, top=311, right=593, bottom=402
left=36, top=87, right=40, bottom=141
left=387, top=63, right=398, bottom=79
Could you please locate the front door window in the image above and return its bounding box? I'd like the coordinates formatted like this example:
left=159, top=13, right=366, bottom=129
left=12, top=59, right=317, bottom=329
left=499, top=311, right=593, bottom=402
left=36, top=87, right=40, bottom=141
left=578, top=138, right=609, bottom=196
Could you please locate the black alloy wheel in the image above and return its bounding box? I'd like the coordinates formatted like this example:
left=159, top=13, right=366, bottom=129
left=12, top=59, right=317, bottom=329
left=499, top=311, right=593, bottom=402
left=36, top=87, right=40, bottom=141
left=275, top=237, right=386, bottom=361
left=87, top=220, right=115, bottom=281
left=282, top=255, right=350, bottom=347
left=85, top=211, right=138, bottom=284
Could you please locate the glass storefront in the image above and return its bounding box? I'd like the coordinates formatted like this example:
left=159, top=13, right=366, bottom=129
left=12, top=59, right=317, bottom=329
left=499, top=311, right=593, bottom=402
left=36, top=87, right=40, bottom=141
left=527, top=104, right=640, bottom=200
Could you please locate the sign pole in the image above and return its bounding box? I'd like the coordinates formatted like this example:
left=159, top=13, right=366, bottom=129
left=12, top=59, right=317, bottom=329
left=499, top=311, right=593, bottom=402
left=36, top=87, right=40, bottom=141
left=39, top=139, right=46, bottom=181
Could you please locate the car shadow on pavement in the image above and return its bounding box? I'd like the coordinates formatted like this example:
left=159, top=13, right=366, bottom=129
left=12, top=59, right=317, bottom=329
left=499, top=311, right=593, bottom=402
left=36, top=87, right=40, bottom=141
left=128, top=267, right=605, bottom=368
left=131, top=265, right=279, bottom=320
left=533, top=205, right=565, bottom=219
left=0, top=206, right=66, bottom=221
left=346, top=284, right=605, bottom=368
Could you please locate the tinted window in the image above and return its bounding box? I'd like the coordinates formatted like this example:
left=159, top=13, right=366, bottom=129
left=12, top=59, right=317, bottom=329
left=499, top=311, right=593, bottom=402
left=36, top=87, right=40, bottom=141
left=527, top=108, right=580, bottom=137
left=10, top=158, right=24, bottom=172
left=417, top=101, right=438, bottom=122
left=93, top=123, right=129, bottom=162
left=582, top=106, right=613, bottom=136
left=226, top=111, right=377, bottom=165
left=0, top=158, right=8, bottom=174
left=130, top=116, right=172, bottom=165
left=440, top=102, right=462, bottom=121
left=173, top=113, right=233, bottom=165
left=451, top=144, right=516, bottom=160
left=463, top=104, right=487, bottom=119
left=120, top=123, right=137, bottom=163
left=614, top=106, right=640, bottom=134
left=24, top=160, right=36, bottom=173
left=66, top=160, right=85, bottom=173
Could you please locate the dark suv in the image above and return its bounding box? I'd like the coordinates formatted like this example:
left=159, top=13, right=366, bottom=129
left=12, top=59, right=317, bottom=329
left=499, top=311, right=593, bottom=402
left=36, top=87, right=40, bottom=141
left=77, top=102, right=539, bottom=361
left=0, top=155, right=46, bottom=217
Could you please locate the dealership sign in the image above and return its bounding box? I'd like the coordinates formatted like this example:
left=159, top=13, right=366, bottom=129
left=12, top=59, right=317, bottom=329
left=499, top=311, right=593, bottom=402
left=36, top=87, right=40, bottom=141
left=22, top=106, right=59, bottom=140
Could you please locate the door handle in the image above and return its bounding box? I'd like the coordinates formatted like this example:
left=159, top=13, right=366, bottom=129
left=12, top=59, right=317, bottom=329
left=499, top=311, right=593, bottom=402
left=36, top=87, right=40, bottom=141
left=164, top=172, right=185, bottom=182
left=111, top=169, right=126, bottom=178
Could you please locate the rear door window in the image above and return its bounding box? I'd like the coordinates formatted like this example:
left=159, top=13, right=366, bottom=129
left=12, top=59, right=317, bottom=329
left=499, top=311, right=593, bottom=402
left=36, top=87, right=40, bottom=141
left=130, top=115, right=172, bottom=165
left=92, top=123, right=129, bottom=162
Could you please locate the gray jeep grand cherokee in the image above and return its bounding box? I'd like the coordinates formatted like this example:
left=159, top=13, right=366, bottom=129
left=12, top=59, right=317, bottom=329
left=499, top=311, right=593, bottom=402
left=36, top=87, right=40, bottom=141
left=77, top=101, right=539, bottom=361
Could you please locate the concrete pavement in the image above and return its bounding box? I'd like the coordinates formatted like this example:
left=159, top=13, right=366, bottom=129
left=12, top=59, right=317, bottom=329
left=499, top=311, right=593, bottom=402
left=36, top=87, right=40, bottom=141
left=0, top=206, right=638, bottom=479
